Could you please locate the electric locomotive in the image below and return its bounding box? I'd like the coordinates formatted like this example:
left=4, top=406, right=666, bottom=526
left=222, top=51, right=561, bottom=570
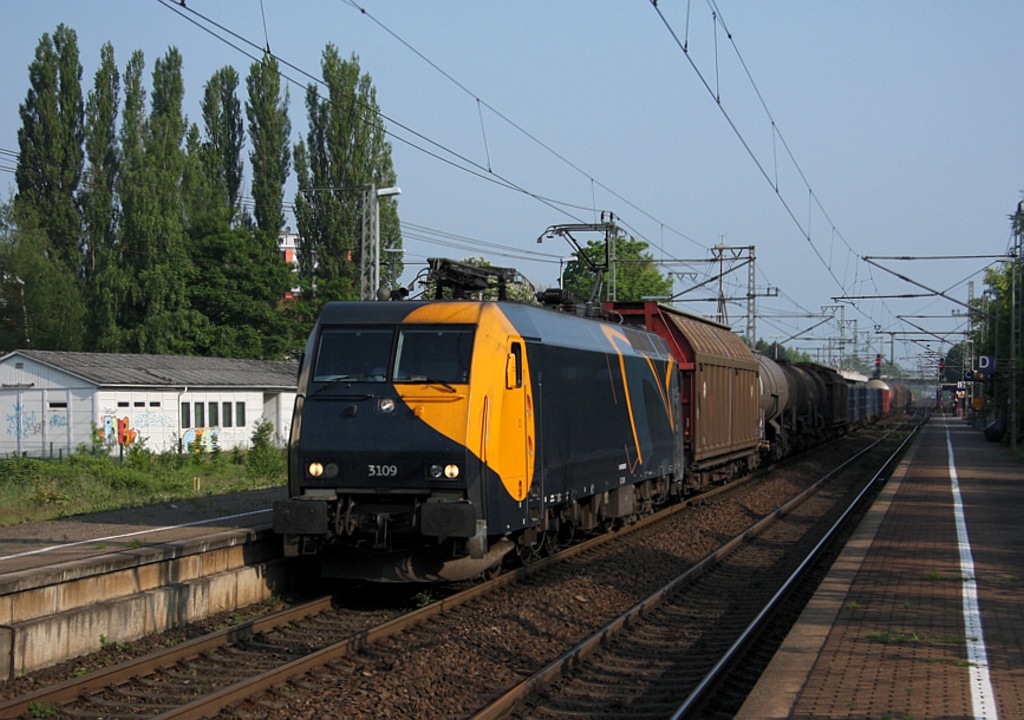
left=274, top=300, right=681, bottom=582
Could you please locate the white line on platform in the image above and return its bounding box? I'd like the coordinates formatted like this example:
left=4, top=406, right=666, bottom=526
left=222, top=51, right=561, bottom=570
left=945, top=420, right=999, bottom=720
left=0, top=508, right=272, bottom=563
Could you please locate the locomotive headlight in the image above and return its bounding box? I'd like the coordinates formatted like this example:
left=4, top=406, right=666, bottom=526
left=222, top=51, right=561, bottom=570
left=428, top=463, right=460, bottom=479
left=308, top=462, right=324, bottom=477
left=378, top=397, right=396, bottom=413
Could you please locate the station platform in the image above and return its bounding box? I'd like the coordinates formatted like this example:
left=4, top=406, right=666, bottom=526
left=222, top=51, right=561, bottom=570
left=0, top=486, right=285, bottom=678
left=736, top=415, right=1024, bottom=720
left=0, top=486, right=282, bottom=577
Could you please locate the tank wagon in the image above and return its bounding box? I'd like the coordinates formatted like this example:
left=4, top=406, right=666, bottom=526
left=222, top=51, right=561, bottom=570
left=274, top=300, right=680, bottom=582
left=754, top=356, right=911, bottom=460
left=755, top=355, right=793, bottom=461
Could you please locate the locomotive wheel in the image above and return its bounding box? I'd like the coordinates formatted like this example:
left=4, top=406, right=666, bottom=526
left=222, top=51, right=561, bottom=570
left=482, top=562, right=504, bottom=581
left=541, top=530, right=560, bottom=557
left=557, top=521, right=576, bottom=548
left=517, top=532, right=545, bottom=565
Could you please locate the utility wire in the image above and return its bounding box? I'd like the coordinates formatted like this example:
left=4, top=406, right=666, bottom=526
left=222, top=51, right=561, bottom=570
left=649, top=0, right=930, bottom=349
left=335, top=0, right=708, bottom=258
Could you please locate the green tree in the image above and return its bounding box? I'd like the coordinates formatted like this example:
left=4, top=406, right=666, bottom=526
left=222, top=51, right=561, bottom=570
left=81, top=43, right=120, bottom=350
left=93, top=49, right=147, bottom=352
left=182, top=122, right=232, bottom=237
left=189, top=225, right=296, bottom=359
left=81, top=42, right=119, bottom=282
left=561, top=236, right=672, bottom=304
left=116, top=48, right=204, bottom=354
left=201, top=66, right=245, bottom=220
left=0, top=201, right=86, bottom=351
left=293, top=47, right=400, bottom=311
left=971, top=233, right=1022, bottom=428
left=246, top=56, right=291, bottom=236
left=15, top=24, right=85, bottom=277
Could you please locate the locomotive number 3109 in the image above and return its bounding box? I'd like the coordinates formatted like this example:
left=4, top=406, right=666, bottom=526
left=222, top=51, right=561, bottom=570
left=368, top=464, right=399, bottom=477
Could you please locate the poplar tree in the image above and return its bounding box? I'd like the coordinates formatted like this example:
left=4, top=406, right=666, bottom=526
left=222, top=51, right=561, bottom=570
left=293, top=46, right=400, bottom=309
left=117, top=47, right=203, bottom=354
left=246, top=56, right=291, bottom=236
left=15, top=24, right=84, bottom=276
left=201, top=66, right=245, bottom=219
left=6, top=26, right=87, bottom=351
left=81, top=43, right=119, bottom=288
left=92, top=49, right=146, bottom=352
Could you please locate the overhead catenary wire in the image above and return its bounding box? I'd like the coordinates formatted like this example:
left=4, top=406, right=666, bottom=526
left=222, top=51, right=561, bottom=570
left=646, top=0, right=992, bottom=362
left=11, top=3, right=984, bottom=364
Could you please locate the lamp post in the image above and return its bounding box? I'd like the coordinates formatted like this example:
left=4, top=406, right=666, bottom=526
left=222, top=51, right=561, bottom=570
left=361, top=184, right=402, bottom=301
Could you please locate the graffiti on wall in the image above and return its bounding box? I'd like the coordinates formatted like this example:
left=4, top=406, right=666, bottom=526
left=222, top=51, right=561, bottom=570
left=100, top=416, right=136, bottom=446
left=4, top=402, right=68, bottom=441
left=182, top=426, right=221, bottom=453
left=98, top=411, right=173, bottom=447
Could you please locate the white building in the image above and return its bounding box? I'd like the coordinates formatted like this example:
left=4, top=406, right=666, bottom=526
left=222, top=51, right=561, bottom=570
left=277, top=230, right=302, bottom=299
left=0, top=350, right=297, bottom=458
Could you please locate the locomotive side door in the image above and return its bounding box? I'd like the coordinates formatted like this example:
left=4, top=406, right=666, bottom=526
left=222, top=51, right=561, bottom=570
left=499, top=340, right=532, bottom=502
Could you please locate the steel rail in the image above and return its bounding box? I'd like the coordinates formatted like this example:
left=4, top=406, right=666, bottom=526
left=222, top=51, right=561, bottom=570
left=0, top=420, right=907, bottom=720
left=0, top=596, right=337, bottom=719
left=668, top=414, right=923, bottom=719
left=470, top=416, right=922, bottom=720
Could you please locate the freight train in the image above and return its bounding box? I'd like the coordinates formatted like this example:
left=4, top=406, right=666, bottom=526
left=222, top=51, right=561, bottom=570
left=274, top=287, right=910, bottom=583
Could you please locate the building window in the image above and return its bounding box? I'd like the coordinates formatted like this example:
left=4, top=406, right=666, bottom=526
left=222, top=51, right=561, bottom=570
left=150, top=401, right=161, bottom=407
left=209, top=402, right=219, bottom=427
left=223, top=402, right=233, bottom=427
left=236, top=402, right=246, bottom=427
left=49, top=402, right=68, bottom=409
left=118, top=401, right=129, bottom=408
left=195, top=402, right=205, bottom=428
left=181, top=403, right=191, bottom=429
left=134, top=401, right=145, bottom=407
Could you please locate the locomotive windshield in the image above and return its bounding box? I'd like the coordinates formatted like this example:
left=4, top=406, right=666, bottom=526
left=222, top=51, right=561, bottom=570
left=313, top=328, right=393, bottom=382
left=311, top=325, right=475, bottom=385
left=395, top=327, right=474, bottom=384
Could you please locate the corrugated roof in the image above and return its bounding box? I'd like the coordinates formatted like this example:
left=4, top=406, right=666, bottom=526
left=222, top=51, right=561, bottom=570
left=663, top=311, right=758, bottom=368
left=8, top=350, right=298, bottom=389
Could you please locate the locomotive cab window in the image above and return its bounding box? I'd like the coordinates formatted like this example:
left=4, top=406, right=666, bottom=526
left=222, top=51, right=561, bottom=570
left=506, top=342, right=523, bottom=389
left=394, top=327, right=474, bottom=385
left=313, top=328, right=393, bottom=383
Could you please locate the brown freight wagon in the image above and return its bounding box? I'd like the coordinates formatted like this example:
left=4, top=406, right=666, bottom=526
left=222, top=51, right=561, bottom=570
left=609, top=302, right=761, bottom=490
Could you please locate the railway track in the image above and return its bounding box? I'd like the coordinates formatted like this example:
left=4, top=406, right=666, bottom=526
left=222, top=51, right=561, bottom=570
left=474, top=418, right=921, bottom=720
left=0, top=418, right=919, bottom=719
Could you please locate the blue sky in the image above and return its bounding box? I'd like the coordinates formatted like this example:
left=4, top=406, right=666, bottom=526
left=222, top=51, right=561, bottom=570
left=1, top=1, right=1021, bottom=372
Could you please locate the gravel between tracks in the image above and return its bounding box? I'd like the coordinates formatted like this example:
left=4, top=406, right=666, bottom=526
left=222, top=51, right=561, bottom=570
left=230, top=455, right=838, bottom=719
left=0, top=430, right=884, bottom=719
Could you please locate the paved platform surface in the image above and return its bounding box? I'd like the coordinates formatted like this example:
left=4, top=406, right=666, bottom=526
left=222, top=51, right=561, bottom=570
left=737, top=415, right=1024, bottom=720
left=0, top=486, right=284, bottom=579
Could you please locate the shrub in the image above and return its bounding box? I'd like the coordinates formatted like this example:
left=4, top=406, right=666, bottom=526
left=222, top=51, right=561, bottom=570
left=246, top=419, right=284, bottom=481
left=0, top=456, right=46, bottom=486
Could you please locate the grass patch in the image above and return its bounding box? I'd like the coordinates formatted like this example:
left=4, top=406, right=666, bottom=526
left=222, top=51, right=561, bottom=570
left=0, top=440, right=286, bottom=526
left=866, top=630, right=963, bottom=646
